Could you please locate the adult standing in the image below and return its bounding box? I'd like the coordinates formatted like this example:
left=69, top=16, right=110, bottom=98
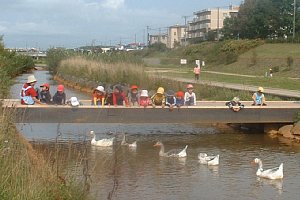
left=193, top=65, right=201, bottom=81
left=20, top=75, right=43, bottom=105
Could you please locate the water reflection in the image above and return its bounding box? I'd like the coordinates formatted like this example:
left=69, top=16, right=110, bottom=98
left=256, top=177, right=283, bottom=195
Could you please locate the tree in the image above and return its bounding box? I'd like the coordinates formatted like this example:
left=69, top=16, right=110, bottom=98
left=222, top=0, right=300, bottom=40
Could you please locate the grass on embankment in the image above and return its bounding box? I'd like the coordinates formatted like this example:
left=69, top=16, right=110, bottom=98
left=208, top=43, right=300, bottom=77
left=162, top=70, right=300, bottom=91
left=142, top=41, right=300, bottom=91
left=0, top=112, right=89, bottom=200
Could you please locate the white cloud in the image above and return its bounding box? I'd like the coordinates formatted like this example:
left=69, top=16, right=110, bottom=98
left=101, top=0, right=124, bottom=10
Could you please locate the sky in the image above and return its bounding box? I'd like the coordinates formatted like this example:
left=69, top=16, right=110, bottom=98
left=0, top=0, right=242, bottom=49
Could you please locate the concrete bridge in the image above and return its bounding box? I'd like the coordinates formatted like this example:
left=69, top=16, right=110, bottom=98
left=2, top=99, right=300, bottom=124
left=17, top=51, right=47, bottom=60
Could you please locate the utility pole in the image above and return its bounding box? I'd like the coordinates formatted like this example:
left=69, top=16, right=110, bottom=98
left=146, top=26, right=150, bottom=46
left=293, top=0, right=296, bottom=39
left=217, top=7, right=220, bottom=40
left=182, top=15, right=190, bottom=46
left=158, top=27, right=161, bottom=43
left=143, top=29, right=145, bottom=44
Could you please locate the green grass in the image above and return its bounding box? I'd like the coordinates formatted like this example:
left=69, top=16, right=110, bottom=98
left=208, top=43, right=300, bottom=77
left=156, top=70, right=300, bottom=91
left=143, top=42, right=300, bottom=91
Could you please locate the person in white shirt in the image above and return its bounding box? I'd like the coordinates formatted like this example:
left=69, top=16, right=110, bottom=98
left=184, top=84, right=196, bottom=106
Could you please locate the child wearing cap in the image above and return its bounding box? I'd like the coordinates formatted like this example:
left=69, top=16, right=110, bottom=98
left=112, top=84, right=129, bottom=106
left=53, top=84, right=66, bottom=105
left=252, top=87, right=267, bottom=106
left=176, top=91, right=185, bottom=107
left=225, top=97, right=244, bottom=112
left=165, top=90, right=176, bottom=110
left=151, top=87, right=166, bottom=108
left=184, top=84, right=196, bottom=106
left=20, top=75, right=43, bottom=105
left=139, top=90, right=151, bottom=107
left=92, top=85, right=105, bottom=106
left=39, top=83, right=52, bottom=104
left=128, top=85, right=139, bottom=106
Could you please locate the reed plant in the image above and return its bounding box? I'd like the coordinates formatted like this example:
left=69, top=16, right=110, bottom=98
left=0, top=109, right=90, bottom=200
left=57, top=56, right=161, bottom=91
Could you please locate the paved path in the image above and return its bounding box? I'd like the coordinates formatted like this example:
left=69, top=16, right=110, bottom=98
left=145, top=67, right=300, bottom=98
left=202, top=70, right=300, bottom=80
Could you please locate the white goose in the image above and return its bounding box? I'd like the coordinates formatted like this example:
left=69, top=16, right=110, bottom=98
left=153, top=141, right=188, bottom=158
left=198, top=153, right=219, bottom=166
left=252, top=158, right=283, bottom=180
left=121, top=133, right=137, bottom=149
left=90, top=131, right=114, bottom=147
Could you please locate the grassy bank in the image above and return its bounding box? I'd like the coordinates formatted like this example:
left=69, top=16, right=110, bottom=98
left=140, top=41, right=300, bottom=91
left=0, top=38, right=90, bottom=199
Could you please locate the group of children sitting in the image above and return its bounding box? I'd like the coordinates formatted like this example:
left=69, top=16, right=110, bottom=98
left=21, top=75, right=266, bottom=110
left=20, top=74, right=197, bottom=107
left=38, top=83, right=67, bottom=105
left=91, top=83, right=197, bottom=108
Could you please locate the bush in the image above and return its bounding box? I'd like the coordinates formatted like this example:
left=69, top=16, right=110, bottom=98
left=183, top=39, right=264, bottom=65
left=148, top=42, right=168, bottom=52
left=46, top=48, right=70, bottom=73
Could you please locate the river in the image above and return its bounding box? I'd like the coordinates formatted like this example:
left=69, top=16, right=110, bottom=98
left=11, top=69, right=300, bottom=200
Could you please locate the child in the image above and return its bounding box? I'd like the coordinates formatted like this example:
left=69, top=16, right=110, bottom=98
left=53, top=84, right=66, bottom=105
left=139, top=90, right=151, bottom=107
left=39, top=83, right=51, bottom=104
left=225, top=97, right=244, bottom=112
left=252, top=87, right=267, bottom=106
left=151, top=87, right=166, bottom=108
left=20, top=75, right=43, bottom=105
left=92, top=85, right=105, bottom=106
left=112, top=84, right=129, bottom=106
left=176, top=91, right=185, bottom=107
left=184, top=84, right=196, bottom=106
left=105, top=87, right=113, bottom=105
left=128, top=85, right=139, bottom=106
left=165, top=90, right=176, bottom=110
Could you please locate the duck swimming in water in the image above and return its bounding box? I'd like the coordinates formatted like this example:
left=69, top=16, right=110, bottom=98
left=121, top=133, right=137, bottom=149
left=252, top=158, right=283, bottom=180
left=153, top=141, right=188, bottom=158
left=90, top=131, right=114, bottom=147
left=198, top=153, right=219, bottom=166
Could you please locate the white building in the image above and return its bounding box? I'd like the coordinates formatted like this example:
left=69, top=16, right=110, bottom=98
left=187, top=5, right=239, bottom=40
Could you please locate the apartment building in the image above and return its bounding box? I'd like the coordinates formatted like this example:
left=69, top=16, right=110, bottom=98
left=187, top=5, right=239, bottom=40
left=149, top=34, right=168, bottom=46
left=149, top=25, right=187, bottom=49
left=167, top=25, right=186, bottom=48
